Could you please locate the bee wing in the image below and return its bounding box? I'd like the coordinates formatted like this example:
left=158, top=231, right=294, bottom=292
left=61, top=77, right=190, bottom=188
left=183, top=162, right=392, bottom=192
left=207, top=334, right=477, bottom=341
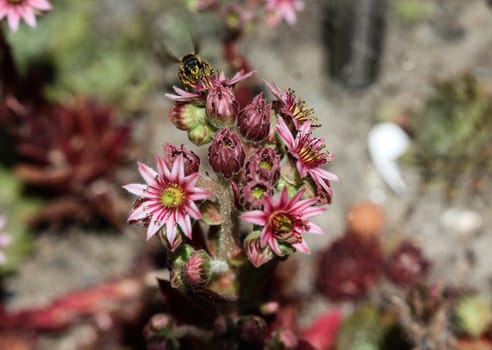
left=191, top=34, right=201, bottom=55
left=152, top=41, right=180, bottom=65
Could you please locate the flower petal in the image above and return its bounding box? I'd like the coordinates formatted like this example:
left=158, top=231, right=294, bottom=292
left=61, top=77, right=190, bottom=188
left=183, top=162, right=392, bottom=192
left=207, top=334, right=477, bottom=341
left=20, top=6, right=36, bottom=27
left=137, top=162, right=158, bottom=186
left=128, top=204, right=147, bottom=222
left=146, top=214, right=163, bottom=240
left=8, top=11, right=20, bottom=32
left=30, top=0, right=52, bottom=10
left=276, top=117, right=295, bottom=150
left=240, top=211, right=267, bottom=226
left=122, top=183, right=146, bottom=196
left=292, top=239, right=310, bottom=253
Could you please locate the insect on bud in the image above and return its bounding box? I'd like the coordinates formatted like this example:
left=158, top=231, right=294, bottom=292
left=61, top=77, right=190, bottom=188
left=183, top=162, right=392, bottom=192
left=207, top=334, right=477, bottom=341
left=238, top=93, right=271, bottom=142
left=168, top=102, right=206, bottom=131
left=162, top=143, right=200, bottom=176
left=208, top=128, right=245, bottom=178
left=206, top=83, right=239, bottom=128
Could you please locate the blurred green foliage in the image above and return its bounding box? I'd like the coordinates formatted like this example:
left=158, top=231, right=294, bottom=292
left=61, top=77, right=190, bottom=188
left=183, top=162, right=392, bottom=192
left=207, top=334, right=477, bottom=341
left=395, top=0, right=435, bottom=23
left=6, top=0, right=155, bottom=113
left=0, top=168, right=39, bottom=274
left=410, top=74, right=492, bottom=196
left=336, top=305, right=385, bottom=350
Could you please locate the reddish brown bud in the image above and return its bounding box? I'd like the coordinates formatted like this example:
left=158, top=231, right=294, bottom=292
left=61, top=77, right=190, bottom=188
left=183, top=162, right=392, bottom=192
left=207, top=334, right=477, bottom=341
left=206, top=84, right=238, bottom=128
left=208, top=128, right=245, bottom=178
left=238, top=93, right=271, bottom=142
left=162, top=143, right=200, bottom=176
left=386, top=240, right=430, bottom=287
left=245, top=146, right=281, bottom=184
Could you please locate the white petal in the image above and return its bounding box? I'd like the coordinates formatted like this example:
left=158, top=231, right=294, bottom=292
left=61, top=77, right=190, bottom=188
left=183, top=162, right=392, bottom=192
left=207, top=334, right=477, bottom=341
left=137, top=162, right=158, bottom=186
left=122, top=183, right=146, bottom=196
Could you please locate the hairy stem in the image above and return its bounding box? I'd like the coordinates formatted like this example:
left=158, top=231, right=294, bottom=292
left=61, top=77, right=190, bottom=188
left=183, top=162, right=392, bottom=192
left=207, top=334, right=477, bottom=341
left=216, top=178, right=239, bottom=261
left=197, top=176, right=240, bottom=261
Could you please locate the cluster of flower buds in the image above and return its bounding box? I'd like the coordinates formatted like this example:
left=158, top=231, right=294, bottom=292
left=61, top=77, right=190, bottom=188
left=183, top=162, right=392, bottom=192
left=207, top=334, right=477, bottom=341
left=124, top=61, right=337, bottom=299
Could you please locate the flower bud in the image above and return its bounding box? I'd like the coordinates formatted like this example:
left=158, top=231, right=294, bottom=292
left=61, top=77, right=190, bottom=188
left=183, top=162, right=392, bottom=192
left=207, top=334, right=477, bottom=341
left=168, top=102, right=206, bottom=131
left=238, top=93, right=271, bottom=142
left=182, top=250, right=212, bottom=287
left=162, top=143, right=200, bottom=176
left=200, top=200, right=224, bottom=225
left=245, top=147, right=281, bottom=184
left=243, top=231, right=275, bottom=268
left=206, top=83, right=238, bottom=128
left=158, top=228, right=182, bottom=252
left=169, top=244, right=195, bottom=287
left=208, top=128, right=245, bottom=178
left=188, top=123, right=216, bottom=146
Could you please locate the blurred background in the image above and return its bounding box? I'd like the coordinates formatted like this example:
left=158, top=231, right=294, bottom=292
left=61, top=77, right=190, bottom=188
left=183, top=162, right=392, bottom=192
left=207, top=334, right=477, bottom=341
left=0, top=0, right=492, bottom=348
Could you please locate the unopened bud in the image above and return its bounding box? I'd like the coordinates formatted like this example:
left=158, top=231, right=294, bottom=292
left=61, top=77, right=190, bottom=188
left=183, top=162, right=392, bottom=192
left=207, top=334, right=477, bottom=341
left=245, top=147, right=281, bottom=184
left=162, top=143, right=200, bottom=176
left=182, top=250, right=212, bottom=287
left=208, top=128, right=245, bottom=178
left=188, top=123, right=216, bottom=146
left=243, top=231, right=274, bottom=268
left=168, top=102, right=206, bottom=131
left=238, top=93, right=271, bottom=142
left=206, top=83, right=238, bottom=128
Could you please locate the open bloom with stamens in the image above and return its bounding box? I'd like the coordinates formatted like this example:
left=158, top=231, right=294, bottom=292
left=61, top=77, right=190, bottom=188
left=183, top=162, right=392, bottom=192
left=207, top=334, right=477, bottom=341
left=0, top=215, right=12, bottom=265
left=0, top=0, right=52, bottom=32
left=240, top=187, right=325, bottom=255
left=276, top=117, right=338, bottom=200
left=123, top=155, right=211, bottom=249
left=264, top=0, right=304, bottom=26
left=266, top=80, right=317, bottom=129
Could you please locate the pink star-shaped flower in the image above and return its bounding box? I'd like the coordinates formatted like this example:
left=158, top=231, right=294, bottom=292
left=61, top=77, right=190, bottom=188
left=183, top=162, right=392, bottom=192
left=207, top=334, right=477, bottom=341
left=123, top=155, right=210, bottom=250
left=0, top=0, right=51, bottom=32
left=276, top=117, right=338, bottom=202
left=240, top=187, right=325, bottom=255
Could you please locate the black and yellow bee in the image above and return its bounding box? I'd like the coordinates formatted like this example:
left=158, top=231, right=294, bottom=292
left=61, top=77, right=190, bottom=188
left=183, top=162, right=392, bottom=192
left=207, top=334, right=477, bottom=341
left=177, top=53, right=213, bottom=89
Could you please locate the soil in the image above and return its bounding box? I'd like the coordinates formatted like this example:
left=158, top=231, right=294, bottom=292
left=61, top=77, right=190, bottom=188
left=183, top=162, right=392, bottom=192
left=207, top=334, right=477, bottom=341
left=4, top=0, right=492, bottom=348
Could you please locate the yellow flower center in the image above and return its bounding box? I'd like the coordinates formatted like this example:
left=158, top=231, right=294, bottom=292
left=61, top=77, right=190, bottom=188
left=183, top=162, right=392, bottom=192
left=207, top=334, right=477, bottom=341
left=272, top=213, right=293, bottom=236
left=160, top=185, right=184, bottom=208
